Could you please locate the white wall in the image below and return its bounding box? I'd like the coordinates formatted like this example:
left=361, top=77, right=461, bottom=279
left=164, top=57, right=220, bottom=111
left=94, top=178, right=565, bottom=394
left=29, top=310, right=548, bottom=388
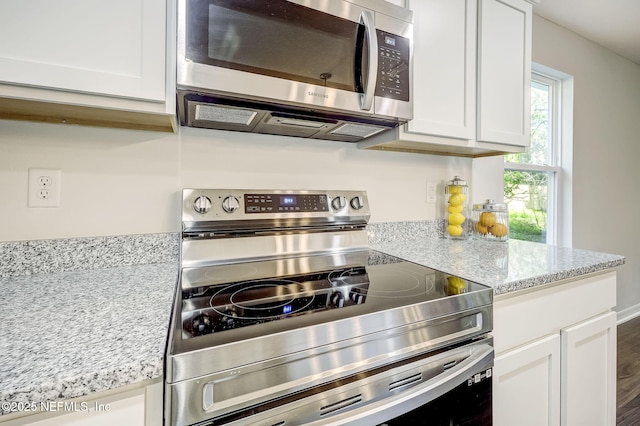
left=532, top=15, right=640, bottom=316
left=2, top=12, right=638, bottom=316
left=0, top=120, right=471, bottom=241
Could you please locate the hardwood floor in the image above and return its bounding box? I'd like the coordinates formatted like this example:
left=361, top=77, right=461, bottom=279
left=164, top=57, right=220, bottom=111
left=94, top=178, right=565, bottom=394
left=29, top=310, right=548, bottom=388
left=617, top=316, right=640, bottom=425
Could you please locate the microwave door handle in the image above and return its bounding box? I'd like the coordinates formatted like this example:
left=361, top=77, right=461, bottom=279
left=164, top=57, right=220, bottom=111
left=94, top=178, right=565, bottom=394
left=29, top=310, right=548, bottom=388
left=359, top=10, right=377, bottom=112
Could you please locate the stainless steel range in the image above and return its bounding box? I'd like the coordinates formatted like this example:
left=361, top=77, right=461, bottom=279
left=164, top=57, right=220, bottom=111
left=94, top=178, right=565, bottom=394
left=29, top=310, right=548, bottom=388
left=165, top=189, right=494, bottom=426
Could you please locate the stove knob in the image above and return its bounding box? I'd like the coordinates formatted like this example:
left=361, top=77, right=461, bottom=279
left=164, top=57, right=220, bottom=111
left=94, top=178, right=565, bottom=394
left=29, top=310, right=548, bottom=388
left=192, top=314, right=213, bottom=336
left=350, top=288, right=366, bottom=304
left=330, top=291, right=345, bottom=308
left=331, top=196, right=347, bottom=211
left=221, top=310, right=238, bottom=328
left=350, top=196, right=365, bottom=210
left=193, top=196, right=212, bottom=214
left=222, top=196, right=240, bottom=213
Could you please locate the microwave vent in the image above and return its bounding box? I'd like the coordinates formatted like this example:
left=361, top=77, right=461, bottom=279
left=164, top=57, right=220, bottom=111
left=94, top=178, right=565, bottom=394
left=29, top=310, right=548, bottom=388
left=179, top=91, right=399, bottom=142
left=266, top=115, right=330, bottom=129
left=195, top=104, right=257, bottom=126
left=330, top=123, right=386, bottom=139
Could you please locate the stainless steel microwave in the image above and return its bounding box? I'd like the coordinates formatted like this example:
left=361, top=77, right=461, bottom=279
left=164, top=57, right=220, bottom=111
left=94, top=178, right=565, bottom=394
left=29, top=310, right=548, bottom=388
left=176, top=0, right=413, bottom=142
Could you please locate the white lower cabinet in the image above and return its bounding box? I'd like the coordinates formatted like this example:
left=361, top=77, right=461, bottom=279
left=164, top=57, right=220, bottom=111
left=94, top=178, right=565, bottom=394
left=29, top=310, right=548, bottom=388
left=0, top=380, right=162, bottom=426
left=493, top=271, right=617, bottom=426
left=561, top=312, right=617, bottom=426
left=494, top=334, right=561, bottom=426
left=23, top=395, right=145, bottom=426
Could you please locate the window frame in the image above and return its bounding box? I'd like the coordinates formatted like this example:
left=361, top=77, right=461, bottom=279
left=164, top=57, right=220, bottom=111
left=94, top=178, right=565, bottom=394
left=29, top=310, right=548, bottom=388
left=504, top=66, right=571, bottom=246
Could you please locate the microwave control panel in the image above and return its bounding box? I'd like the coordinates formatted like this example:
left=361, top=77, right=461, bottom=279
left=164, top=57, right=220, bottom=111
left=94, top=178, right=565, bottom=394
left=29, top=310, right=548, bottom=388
left=375, top=30, right=410, bottom=102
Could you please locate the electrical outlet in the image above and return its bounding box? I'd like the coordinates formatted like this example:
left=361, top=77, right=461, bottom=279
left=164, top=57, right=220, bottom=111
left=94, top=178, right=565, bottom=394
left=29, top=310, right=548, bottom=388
left=426, top=181, right=437, bottom=204
left=28, top=168, right=61, bottom=207
left=38, top=176, right=52, bottom=187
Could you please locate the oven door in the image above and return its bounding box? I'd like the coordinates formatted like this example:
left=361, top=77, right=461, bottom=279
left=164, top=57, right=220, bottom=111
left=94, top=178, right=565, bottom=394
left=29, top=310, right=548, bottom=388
left=177, top=0, right=412, bottom=119
left=215, top=338, right=493, bottom=426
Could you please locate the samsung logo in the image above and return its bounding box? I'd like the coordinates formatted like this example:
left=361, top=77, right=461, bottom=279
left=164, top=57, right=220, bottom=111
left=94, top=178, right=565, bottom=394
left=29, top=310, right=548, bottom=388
left=307, top=91, right=329, bottom=99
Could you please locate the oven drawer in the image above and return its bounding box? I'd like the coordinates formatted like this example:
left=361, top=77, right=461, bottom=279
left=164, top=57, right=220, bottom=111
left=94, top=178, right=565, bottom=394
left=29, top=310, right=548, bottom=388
left=199, top=338, right=493, bottom=426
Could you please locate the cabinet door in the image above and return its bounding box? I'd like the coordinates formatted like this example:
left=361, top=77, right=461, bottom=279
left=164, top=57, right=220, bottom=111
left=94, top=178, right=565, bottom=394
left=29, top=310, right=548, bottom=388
left=0, top=0, right=165, bottom=102
left=493, top=334, right=561, bottom=426
left=405, top=0, right=476, bottom=140
left=477, top=0, right=532, bottom=146
left=561, top=312, right=617, bottom=426
left=7, top=394, right=145, bottom=426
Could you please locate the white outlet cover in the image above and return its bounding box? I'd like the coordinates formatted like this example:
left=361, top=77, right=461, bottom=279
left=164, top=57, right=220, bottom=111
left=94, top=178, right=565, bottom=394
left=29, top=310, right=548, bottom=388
left=28, top=168, right=61, bottom=207
left=426, top=181, right=437, bottom=204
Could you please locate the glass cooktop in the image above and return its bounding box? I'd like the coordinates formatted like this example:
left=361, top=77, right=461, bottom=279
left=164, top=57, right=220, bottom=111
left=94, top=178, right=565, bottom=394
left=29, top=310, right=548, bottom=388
left=178, top=250, right=489, bottom=342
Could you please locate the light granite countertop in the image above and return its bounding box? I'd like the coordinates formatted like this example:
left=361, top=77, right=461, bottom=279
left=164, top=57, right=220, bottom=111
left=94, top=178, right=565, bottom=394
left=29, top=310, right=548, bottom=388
left=370, top=238, right=625, bottom=296
left=0, top=225, right=626, bottom=415
left=0, top=262, right=178, bottom=415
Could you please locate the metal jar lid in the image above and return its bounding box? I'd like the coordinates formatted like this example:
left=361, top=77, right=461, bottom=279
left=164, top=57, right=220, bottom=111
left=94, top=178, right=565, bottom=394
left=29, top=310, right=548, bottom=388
left=474, top=199, right=507, bottom=211
left=446, top=176, right=467, bottom=187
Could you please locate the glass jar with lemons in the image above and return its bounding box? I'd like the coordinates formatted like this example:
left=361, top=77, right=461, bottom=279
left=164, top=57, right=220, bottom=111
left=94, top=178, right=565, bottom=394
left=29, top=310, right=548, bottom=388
left=472, top=199, right=509, bottom=241
left=444, top=176, right=470, bottom=239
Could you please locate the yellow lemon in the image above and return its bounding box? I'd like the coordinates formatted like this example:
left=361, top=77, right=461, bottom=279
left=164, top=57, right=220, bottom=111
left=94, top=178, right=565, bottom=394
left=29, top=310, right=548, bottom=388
left=448, top=212, right=465, bottom=226
left=447, top=276, right=467, bottom=294
left=448, top=194, right=466, bottom=206
left=448, top=185, right=463, bottom=194
left=447, top=225, right=464, bottom=236
left=448, top=204, right=464, bottom=214
left=476, top=222, right=489, bottom=235
left=490, top=223, right=508, bottom=237
left=479, top=211, right=496, bottom=227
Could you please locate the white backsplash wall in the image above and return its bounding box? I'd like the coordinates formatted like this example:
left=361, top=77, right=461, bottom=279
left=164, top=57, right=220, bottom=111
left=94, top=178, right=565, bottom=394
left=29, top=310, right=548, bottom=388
left=0, top=121, right=182, bottom=241
left=0, top=119, right=472, bottom=242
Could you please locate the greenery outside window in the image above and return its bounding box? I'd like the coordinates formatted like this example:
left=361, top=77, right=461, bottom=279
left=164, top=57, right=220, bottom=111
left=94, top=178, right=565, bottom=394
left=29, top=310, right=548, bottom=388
left=504, top=72, right=562, bottom=244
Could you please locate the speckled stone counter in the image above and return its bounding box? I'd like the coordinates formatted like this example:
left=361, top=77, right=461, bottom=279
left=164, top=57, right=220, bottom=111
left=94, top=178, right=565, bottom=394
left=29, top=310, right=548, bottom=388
left=370, top=237, right=625, bottom=296
left=0, top=233, right=179, bottom=278
left=0, top=262, right=178, bottom=415
left=0, top=223, right=626, bottom=415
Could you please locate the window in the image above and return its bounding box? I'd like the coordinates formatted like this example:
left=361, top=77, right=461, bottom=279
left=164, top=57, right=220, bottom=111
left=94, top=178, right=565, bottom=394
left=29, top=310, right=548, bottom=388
left=504, top=66, right=573, bottom=246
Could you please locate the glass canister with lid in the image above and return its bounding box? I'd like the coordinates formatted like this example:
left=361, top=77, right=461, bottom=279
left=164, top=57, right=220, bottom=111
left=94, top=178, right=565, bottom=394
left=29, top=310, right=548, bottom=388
left=444, top=176, right=470, bottom=239
left=472, top=199, right=509, bottom=241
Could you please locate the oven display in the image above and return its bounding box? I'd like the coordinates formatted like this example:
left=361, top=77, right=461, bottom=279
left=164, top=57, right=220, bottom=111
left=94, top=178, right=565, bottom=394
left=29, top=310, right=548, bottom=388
left=281, top=196, right=296, bottom=206
left=245, top=194, right=329, bottom=213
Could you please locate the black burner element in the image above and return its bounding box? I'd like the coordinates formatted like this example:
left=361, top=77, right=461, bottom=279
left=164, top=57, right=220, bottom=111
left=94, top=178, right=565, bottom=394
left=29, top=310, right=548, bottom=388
left=184, top=267, right=371, bottom=337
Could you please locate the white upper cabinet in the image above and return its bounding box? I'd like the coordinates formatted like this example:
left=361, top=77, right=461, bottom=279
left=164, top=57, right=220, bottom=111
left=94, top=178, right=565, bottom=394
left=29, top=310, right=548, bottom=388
left=0, top=0, right=176, bottom=132
left=477, top=0, right=532, bottom=146
left=360, top=0, right=533, bottom=157
left=406, top=0, right=477, bottom=141
left=0, top=0, right=165, bottom=101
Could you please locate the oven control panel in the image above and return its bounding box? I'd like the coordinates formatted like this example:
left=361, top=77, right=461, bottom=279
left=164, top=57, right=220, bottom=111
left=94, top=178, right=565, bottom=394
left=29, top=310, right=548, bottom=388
left=183, top=189, right=370, bottom=229
left=244, top=193, right=329, bottom=214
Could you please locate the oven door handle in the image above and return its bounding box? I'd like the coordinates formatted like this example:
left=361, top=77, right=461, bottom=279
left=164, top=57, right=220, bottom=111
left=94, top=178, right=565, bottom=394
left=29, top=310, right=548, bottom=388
left=308, top=343, right=494, bottom=426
